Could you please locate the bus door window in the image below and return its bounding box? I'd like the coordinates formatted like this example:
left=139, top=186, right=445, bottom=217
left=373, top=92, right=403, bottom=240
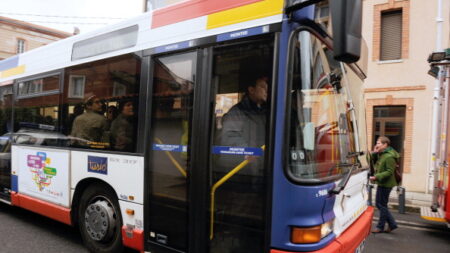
left=62, top=54, right=141, bottom=152
left=210, top=40, right=273, bottom=252
left=147, top=52, right=196, bottom=252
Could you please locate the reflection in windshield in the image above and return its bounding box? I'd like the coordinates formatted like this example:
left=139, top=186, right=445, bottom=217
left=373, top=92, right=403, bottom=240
left=289, top=31, right=356, bottom=182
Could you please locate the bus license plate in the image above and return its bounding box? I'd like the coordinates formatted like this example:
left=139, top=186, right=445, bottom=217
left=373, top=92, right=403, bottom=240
left=355, top=240, right=365, bottom=253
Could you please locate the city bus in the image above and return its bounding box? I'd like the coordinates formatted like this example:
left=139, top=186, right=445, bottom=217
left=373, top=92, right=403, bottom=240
left=0, top=0, right=373, bottom=252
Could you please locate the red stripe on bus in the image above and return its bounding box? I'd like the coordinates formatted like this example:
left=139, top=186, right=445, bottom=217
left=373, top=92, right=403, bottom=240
left=151, top=0, right=261, bottom=28
left=334, top=206, right=374, bottom=252
left=122, top=226, right=144, bottom=251
left=271, top=206, right=374, bottom=253
left=10, top=192, right=72, bottom=225
left=446, top=188, right=450, bottom=222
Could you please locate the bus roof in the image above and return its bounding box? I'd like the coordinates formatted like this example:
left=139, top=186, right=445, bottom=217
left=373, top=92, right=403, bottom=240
left=0, top=0, right=284, bottom=84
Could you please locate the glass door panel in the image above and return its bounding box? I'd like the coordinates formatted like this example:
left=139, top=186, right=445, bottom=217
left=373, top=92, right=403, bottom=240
left=209, top=40, right=273, bottom=252
left=384, top=121, right=404, bottom=152
left=148, top=52, right=196, bottom=252
left=373, top=106, right=406, bottom=173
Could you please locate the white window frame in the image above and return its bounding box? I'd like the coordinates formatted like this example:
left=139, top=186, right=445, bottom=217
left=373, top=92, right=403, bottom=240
left=68, top=75, right=86, bottom=98
left=113, top=81, right=126, bottom=96
left=18, top=79, right=43, bottom=96
left=17, top=39, right=25, bottom=54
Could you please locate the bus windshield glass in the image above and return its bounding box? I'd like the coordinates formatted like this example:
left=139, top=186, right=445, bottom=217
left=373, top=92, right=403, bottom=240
left=288, top=30, right=356, bottom=182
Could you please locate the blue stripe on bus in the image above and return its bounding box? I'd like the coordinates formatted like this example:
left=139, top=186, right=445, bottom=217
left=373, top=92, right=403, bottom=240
left=0, top=56, right=19, bottom=72
left=216, top=25, right=270, bottom=42
left=11, top=175, right=18, bottom=192
left=152, top=144, right=187, bottom=152
left=155, top=41, right=193, bottom=54
left=212, top=146, right=263, bottom=156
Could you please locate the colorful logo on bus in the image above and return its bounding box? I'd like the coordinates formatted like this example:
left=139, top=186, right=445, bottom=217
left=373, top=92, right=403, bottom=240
left=27, top=152, right=57, bottom=191
left=88, top=156, right=108, bottom=175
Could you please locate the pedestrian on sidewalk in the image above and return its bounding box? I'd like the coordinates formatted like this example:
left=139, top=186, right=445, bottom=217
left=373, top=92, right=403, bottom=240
left=370, top=136, right=399, bottom=233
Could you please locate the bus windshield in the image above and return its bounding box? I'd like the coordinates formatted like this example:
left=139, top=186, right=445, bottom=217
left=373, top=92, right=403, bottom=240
left=288, top=30, right=357, bottom=182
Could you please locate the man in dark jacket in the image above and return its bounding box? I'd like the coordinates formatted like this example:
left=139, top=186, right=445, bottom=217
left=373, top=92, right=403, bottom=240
left=218, top=76, right=268, bottom=176
left=370, top=136, right=399, bottom=233
left=212, top=76, right=269, bottom=251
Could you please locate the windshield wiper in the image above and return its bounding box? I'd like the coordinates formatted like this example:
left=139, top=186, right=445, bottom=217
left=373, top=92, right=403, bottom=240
left=329, top=163, right=359, bottom=195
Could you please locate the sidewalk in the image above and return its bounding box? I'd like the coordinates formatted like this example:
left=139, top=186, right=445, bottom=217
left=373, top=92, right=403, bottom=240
left=371, top=206, right=449, bottom=231
left=369, top=186, right=432, bottom=212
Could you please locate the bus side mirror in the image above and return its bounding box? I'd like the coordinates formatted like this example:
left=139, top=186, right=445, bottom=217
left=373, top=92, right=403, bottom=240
left=330, top=0, right=362, bottom=63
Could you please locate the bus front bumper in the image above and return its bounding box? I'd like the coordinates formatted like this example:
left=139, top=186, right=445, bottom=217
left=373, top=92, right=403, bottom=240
left=271, top=206, right=374, bottom=253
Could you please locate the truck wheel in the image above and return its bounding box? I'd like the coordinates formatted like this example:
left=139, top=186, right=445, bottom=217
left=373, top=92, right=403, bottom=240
left=78, top=184, right=123, bottom=253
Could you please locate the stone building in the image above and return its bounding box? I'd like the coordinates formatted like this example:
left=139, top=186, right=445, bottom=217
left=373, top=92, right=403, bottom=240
left=0, top=16, right=71, bottom=60
left=362, top=0, right=450, bottom=206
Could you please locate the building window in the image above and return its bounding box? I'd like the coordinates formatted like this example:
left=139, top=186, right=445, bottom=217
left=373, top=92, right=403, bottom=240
left=17, top=75, right=59, bottom=98
left=373, top=0, right=409, bottom=61
left=380, top=10, right=402, bottom=60
left=17, top=39, right=25, bottom=54
left=315, top=2, right=330, bottom=29
left=149, top=0, right=186, bottom=10
left=18, top=79, right=43, bottom=96
left=113, top=82, right=126, bottom=96
left=68, top=75, right=85, bottom=98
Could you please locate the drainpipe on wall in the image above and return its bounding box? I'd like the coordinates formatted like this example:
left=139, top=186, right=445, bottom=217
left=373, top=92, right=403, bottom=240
left=429, top=0, right=444, bottom=196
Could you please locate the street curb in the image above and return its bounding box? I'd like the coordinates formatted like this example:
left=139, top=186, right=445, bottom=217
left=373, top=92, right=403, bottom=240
left=389, top=204, right=420, bottom=213
left=372, top=217, right=448, bottom=232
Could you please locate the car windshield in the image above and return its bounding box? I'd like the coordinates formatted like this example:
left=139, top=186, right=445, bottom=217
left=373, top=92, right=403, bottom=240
left=288, top=30, right=357, bottom=182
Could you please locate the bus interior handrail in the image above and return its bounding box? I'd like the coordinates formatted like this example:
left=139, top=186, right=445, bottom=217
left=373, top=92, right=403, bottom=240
left=154, top=137, right=187, bottom=178
left=209, top=145, right=265, bottom=240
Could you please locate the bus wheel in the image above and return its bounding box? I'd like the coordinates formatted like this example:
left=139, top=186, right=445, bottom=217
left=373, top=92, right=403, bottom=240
left=78, top=185, right=123, bottom=253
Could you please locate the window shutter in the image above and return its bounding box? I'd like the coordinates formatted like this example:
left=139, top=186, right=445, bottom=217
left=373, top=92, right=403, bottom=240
left=380, top=10, right=402, bottom=61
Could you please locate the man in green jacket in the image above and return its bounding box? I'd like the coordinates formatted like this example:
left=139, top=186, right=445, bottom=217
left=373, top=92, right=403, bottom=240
left=370, top=136, right=399, bottom=233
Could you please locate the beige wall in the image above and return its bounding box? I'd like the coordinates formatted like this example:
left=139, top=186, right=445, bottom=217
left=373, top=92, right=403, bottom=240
left=362, top=0, right=450, bottom=193
left=0, top=20, right=70, bottom=59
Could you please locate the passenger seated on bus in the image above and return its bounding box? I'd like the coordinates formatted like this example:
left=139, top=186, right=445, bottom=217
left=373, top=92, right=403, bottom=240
left=106, top=105, right=118, bottom=126
left=67, top=103, right=84, bottom=134
left=110, top=99, right=135, bottom=152
left=217, top=76, right=268, bottom=178
left=70, top=95, right=109, bottom=147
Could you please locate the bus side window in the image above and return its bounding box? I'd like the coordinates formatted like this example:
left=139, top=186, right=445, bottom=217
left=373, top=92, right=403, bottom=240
left=13, top=75, right=62, bottom=147
left=62, top=54, right=141, bottom=152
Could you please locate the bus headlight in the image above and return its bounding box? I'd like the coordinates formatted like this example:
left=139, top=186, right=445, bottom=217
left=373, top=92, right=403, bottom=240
left=291, top=219, right=334, bottom=244
left=321, top=220, right=334, bottom=238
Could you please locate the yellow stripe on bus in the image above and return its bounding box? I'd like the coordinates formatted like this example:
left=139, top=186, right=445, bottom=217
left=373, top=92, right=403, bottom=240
left=206, top=0, right=283, bottom=30
left=0, top=65, right=25, bottom=78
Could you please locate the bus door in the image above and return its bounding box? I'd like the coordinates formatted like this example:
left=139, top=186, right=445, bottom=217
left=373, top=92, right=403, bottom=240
left=147, top=51, right=198, bottom=252
left=0, top=84, right=12, bottom=201
left=209, top=38, right=274, bottom=252
left=146, top=38, right=274, bottom=253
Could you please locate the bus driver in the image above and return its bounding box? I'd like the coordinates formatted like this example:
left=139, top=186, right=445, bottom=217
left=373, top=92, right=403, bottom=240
left=219, top=76, right=268, bottom=167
